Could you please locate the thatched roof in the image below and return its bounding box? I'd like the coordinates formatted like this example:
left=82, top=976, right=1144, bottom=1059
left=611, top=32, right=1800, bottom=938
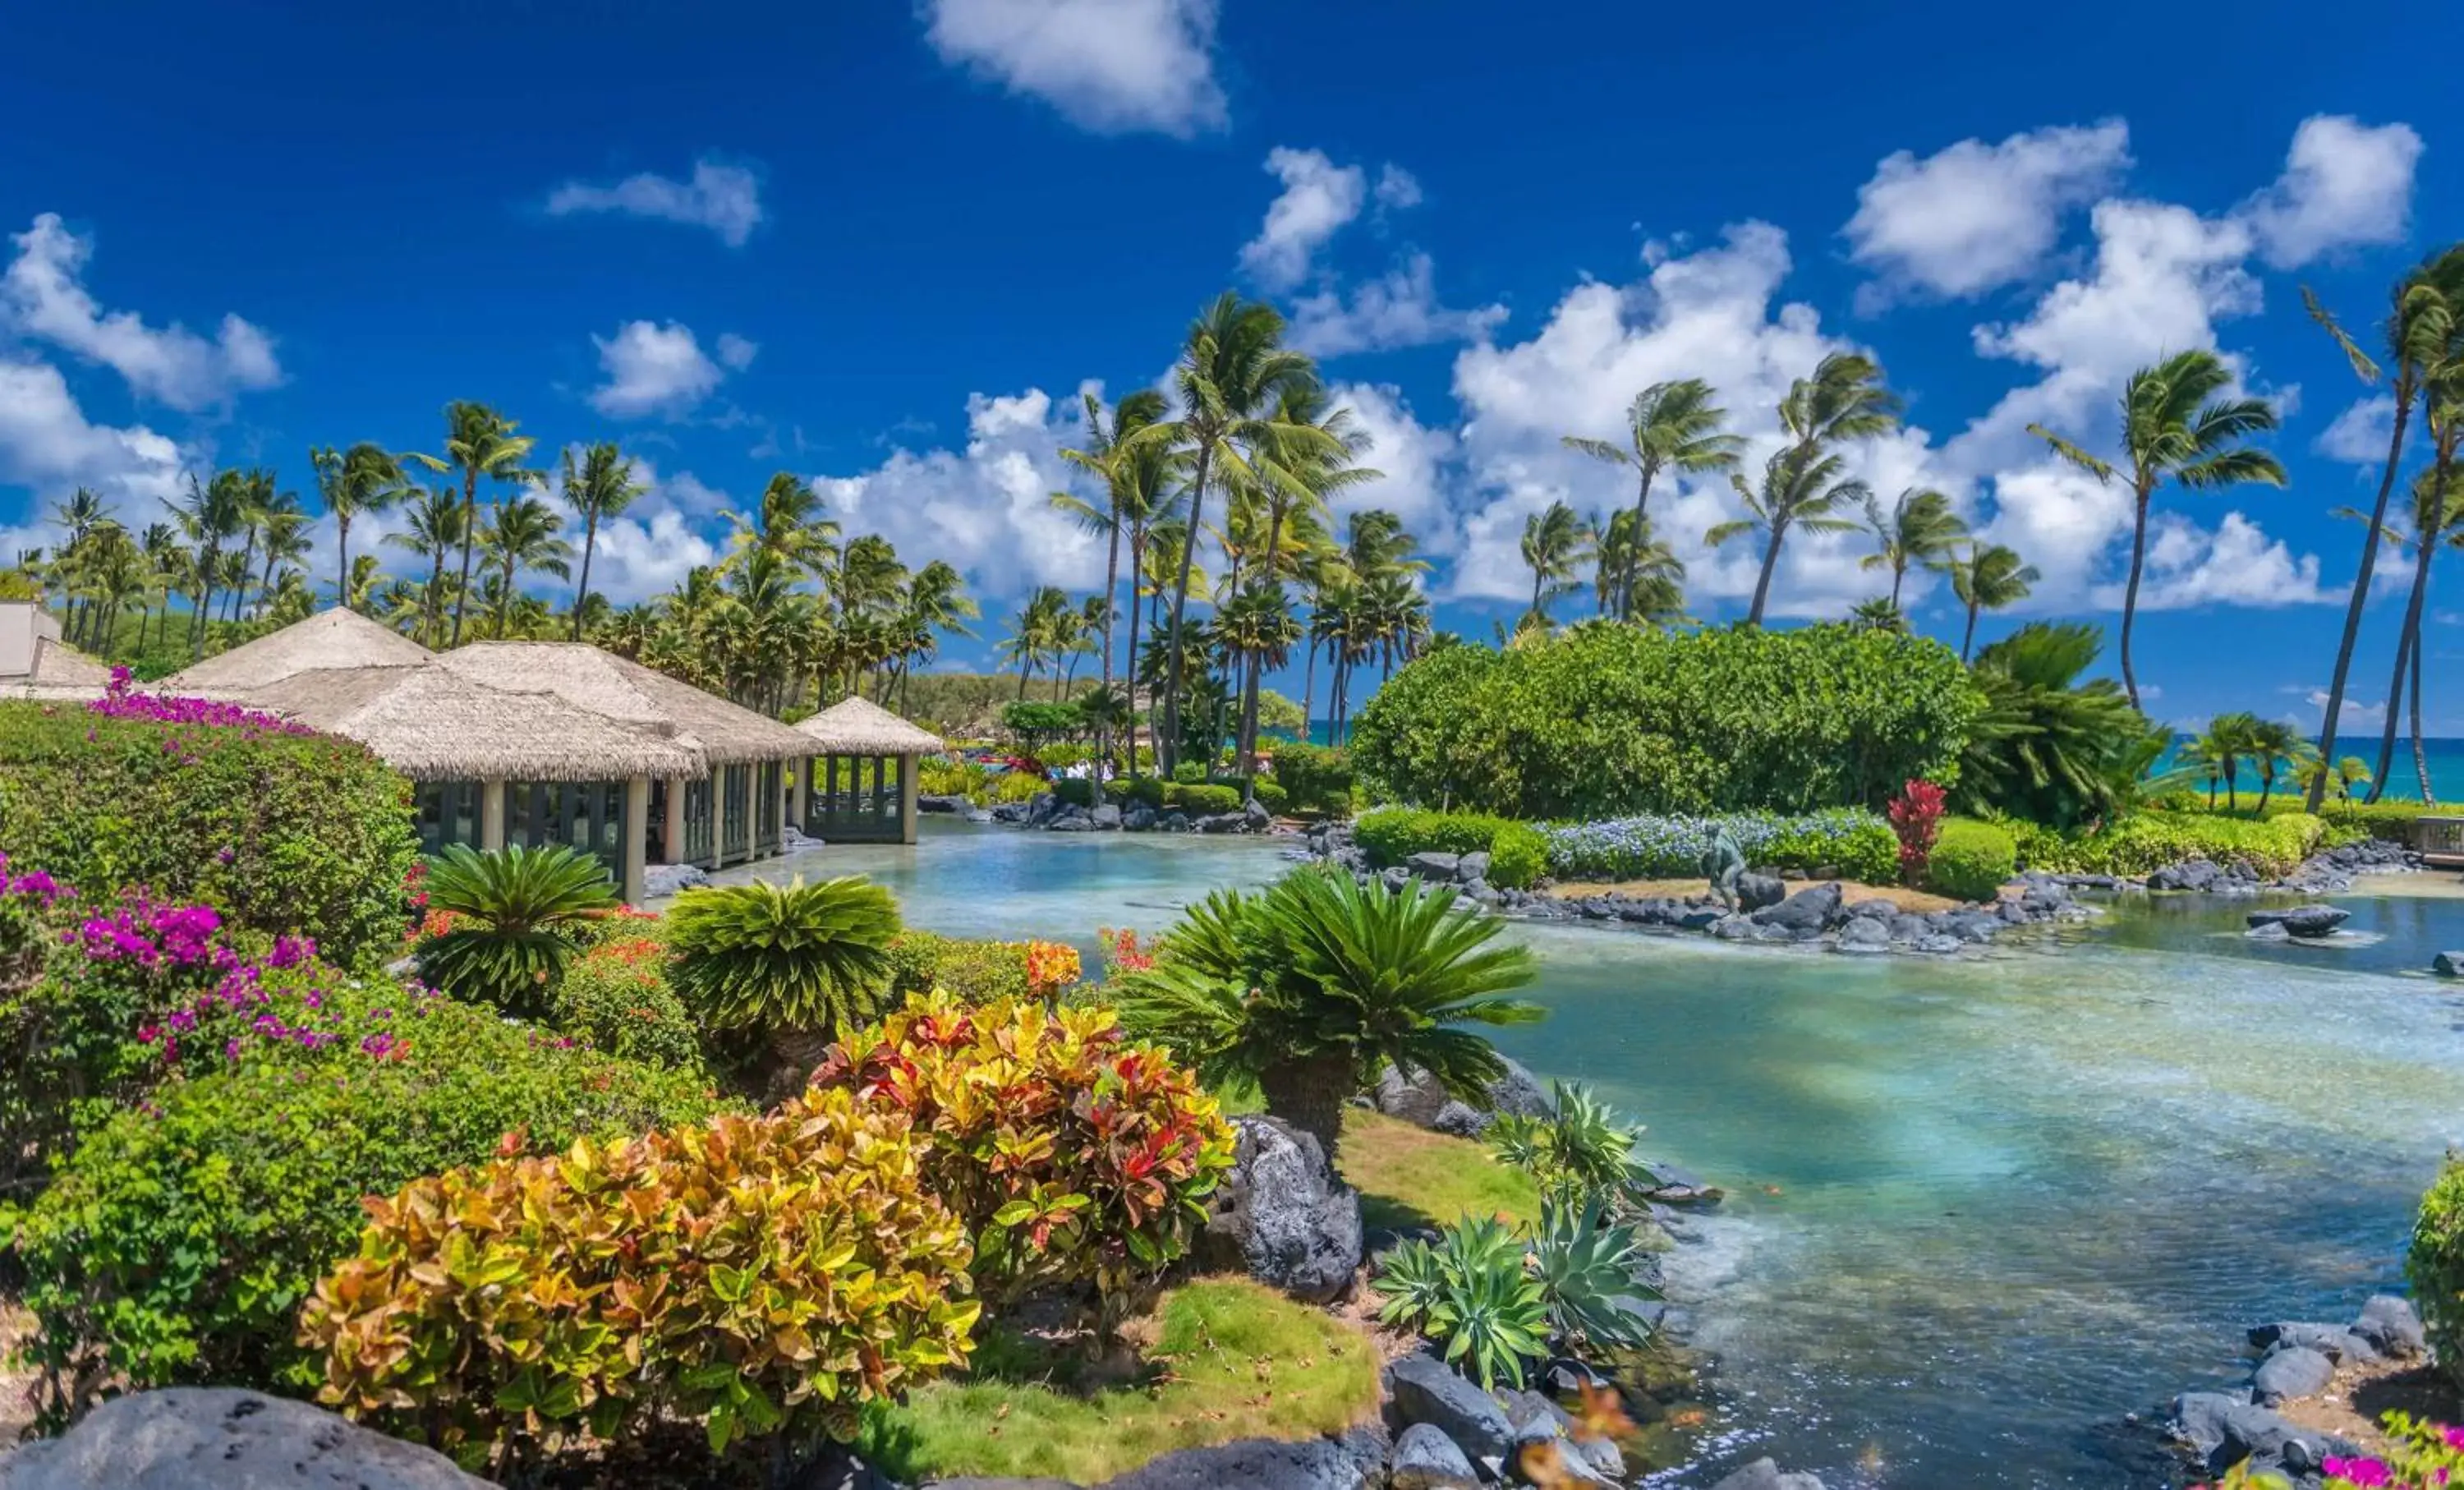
left=227, top=665, right=705, bottom=783
left=794, top=696, right=945, bottom=756
left=167, top=607, right=432, bottom=692
left=437, top=642, right=812, bottom=766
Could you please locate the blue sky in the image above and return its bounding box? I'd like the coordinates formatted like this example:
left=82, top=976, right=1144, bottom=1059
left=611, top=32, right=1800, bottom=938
left=2, top=1, right=2458, bottom=731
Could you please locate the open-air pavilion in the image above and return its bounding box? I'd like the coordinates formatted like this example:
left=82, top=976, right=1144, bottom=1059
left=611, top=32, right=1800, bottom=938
left=791, top=695, right=947, bottom=844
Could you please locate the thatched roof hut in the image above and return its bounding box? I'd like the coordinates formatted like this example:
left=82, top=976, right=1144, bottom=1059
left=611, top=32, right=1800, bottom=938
left=437, top=642, right=811, bottom=766
left=227, top=666, right=704, bottom=782
left=166, top=606, right=432, bottom=692
left=794, top=696, right=945, bottom=756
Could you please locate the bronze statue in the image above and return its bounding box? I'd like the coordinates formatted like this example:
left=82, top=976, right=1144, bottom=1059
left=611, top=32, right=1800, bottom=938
left=1702, top=824, right=1746, bottom=911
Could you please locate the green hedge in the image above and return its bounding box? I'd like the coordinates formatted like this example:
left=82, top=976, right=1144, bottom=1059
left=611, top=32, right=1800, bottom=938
left=887, top=931, right=1035, bottom=1004
left=1269, top=743, right=1356, bottom=817
left=1353, top=808, right=1547, bottom=890
left=0, top=702, right=420, bottom=967
left=2016, top=810, right=2327, bottom=879
left=2410, top=1156, right=2464, bottom=1391
left=1051, top=777, right=1100, bottom=809
left=1925, top=818, right=2016, bottom=902
left=1349, top=624, right=1982, bottom=819
left=1169, top=784, right=1242, bottom=816
left=1104, top=776, right=1169, bottom=810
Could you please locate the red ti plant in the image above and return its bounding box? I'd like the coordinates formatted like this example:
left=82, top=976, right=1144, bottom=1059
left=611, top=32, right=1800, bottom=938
left=1887, top=779, right=1947, bottom=885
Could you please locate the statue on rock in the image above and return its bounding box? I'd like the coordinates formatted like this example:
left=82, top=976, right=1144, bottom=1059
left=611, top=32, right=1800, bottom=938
left=1703, top=824, right=1747, bottom=912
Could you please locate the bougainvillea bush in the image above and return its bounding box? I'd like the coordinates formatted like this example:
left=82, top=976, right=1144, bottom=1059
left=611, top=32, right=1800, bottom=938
left=302, top=1088, right=980, bottom=1473
left=1, top=983, right=724, bottom=1421
left=1543, top=809, right=1898, bottom=885
left=0, top=688, right=418, bottom=965
left=811, top=990, right=1234, bottom=1318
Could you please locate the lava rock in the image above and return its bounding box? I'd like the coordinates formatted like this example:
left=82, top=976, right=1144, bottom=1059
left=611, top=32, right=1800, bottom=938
left=0, top=1387, right=493, bottom=1489
left=2247, top=904, right=2351, bottom=937
left=1385, top=1353, right=1515, bottom=1465
left=1677, top=904, right=1726, bottom=931
left=1497, top=1391, right=1622, bottom=1483
left=1123, top=806, right=1157, bottom=832
left=2355, top=1295, right=2428, bottom=1359
left=1092, top=803, right=1124, bottom=830
left=1026, top=793, right=1061, bottom=826
left=2169, top=1391, right=2349, bottom=1476
left=917, top=793, right=973, bottom=814
left=1709, top=1459, right=1827, bottom=1490
left=1099, top=1426, right=1386, bottom=1490
left=2249, top=1321, right=2376, bottom=1362
left=1196, top=812, right=1248, bottom=835
left=2252, top=1345, right=2335, bottom=1404
left=642, top=861, right=710, bottom=898
left=1751, top=881, right=1843, bottom=933
left=1373, top=1057, right=1549, bottom=1137
left=1195, top=1116, right=1362, bottom=1303
left=1735, top=873, right=1786, bottom=912
left=1711, top=913, right=1758, bottom=941
left=1836, top=917, right=1892, bottom=951
left=2434, top=951, right=2464, bottom=977
left=1243, top=798, right=1274, bottom=831
left=2148, top=858, right=2225, bottom=893
left=1407, top=851, right=1464, bottom=881
left=2246, top=921, right=2292, bottom=942
left=1915, top=933, right=1965, bottom=954
left=1388, top=1423, right=1479, bottom=1490
left=1456, top=851, right=1492, bottom=884
left=1158, top=810, right=1189, bottom=832
left=1048, top=812, right=1095, bottom=832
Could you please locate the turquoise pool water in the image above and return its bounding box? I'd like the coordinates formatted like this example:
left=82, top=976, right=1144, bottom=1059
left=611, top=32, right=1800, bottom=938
left=719, top=826, right=2464, bottom=1487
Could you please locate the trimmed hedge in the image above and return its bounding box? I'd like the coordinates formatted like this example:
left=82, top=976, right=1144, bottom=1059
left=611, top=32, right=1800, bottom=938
left=0, top=701, right=420, bottom=967
left=1925, top=818, right=2016, bottom=903
left=1105, top=776, right=1170, bottom=810
left=1354, top=808, right=1547, bottom=890
left=1169, top=784, right=1242, bottom=816
left=2015, top=810, right=2327, bottom=879
left=1269, top=743, right=1356, bottom=817
left=1051, top=777, right=1100, bottom=809
left=1544, top=809, right=1896, bottom=885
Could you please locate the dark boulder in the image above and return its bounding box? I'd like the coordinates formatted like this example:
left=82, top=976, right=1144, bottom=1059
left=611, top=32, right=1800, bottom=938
left=1123, top=806, right=1158, bottom=832
left=1196, top=1116, right=1361, bottom=1303
left=2434, top=951, right=2464, bottom=977
left=0, top=1387, right=491, bottom=1489
left=2168, top=1391, right=2352, bottom=1476
left=1388, top=1423, right=1478, bottom=1490
left=1751, top=881, right=1843, bottom=933
left=1092, top=803, right=1124, bottom=830
left=2248, top=1321, right=2376, bottom=1362
left=2148, top=858, right=2224, bottom=893
left=2252, top=1345, right=2335, bottom=1404
left=1735, top=873, right=1786, bottom=912
left=2246, top=904, right=2351, bottom=937
left=1456, top=851, right=1492, bottom=883
left=1385, top=1352, right=1514, bottom=1465
left=2356, top=1294, right=2427, bottom=1359
left=1373, top=1057, right=1548, bottom=1137
left=1677, top=904, right=1726, bottom=931
left=1098, top=1426, right=1386, bottom=1490
left=1406, top=851, right=1464, bottom=881
left=1710, top=913, right=1757, bottom=940
left=1836, top=917, right=1891, bottom=951
left=1243, top=798, right=1274, bottom=831
left=1048, top=812, right=1095, bottom=833
left=917, top=793, right=973, bottom=814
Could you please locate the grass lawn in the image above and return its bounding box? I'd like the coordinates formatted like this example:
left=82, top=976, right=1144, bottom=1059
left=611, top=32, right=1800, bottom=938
left=1338, top=1108, right=1539, bottom=1234
left=857, top=1277, right=1378, bottom=1484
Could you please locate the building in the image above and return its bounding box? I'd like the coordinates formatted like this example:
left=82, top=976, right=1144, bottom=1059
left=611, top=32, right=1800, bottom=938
left=792, top=694, right=948, bottom=844
left=0, top=600, right=112, bottom=699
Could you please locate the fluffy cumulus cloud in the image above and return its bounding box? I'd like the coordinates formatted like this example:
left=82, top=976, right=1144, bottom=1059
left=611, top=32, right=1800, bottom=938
left=587, top=320, right=750, bottom=420
left=2236, top=115, right=2423, bottom=269
left=0, top=357, right=190, bottom=522
left=920, top=0, right=1226, bottom=137
left=2091, top=511, right=2328, bottom=611
left=1239, top=148, right=1368, bottom=290
left=1323, top=381, right=1456, bottom=542
left=544, top=159, right=764, bottom=247
left=815, top=386, right=1109, bottom=598
left=1289, top=252, right=1506, bottom=358
left=2315, top=394, right=2395, bottom=469
left=1236, top=146, right=1499, bottom=357
left=2, top=214, right=282, bottom=411
left=1846, top=120, right=2131, bottom=308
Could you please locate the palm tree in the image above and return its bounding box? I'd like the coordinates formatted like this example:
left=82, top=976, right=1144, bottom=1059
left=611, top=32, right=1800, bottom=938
left=2028, top=349, right=2286, bottom=711
left=477, top=494, right=572, bottom=638
left=2194, top=711, right=2262, bottom=810
left=1001, top=586, right=1073, bottom=698
left=2300, top=247, right=2464, bottom=809
left=384, top=485, right=467, bottom=645
left=1862, top=487, right=1968, bottom=611
left=727, top=471, right=841, bottom=579
left=1593, top=509, right=1685, bottom=623
left=1053, top=389, right=1170, bottom=773
left=1131, top=292, right=1329, bottom=775
left=252, top=490, right=309, bottom=619
left=888, top=559, right=978, bottom=712
left=1518, top=500, right=1593, bottom=627
left=1956, top=623, right=2163, bottom=829
left=1710, top=446, right=1869, bottom=625
left=559, top=443, right=644, bottom=639
left=1945, top=542, right=2040, bottom=660
left=1561, top=379, right=1742, bottom=620
left=172, top=468, right=250, bottom=658
left=310, top=442, right=408, bottom=612
left=46, top=489, right=105, bottom=642
left=136, top=521, right=181, bottom=654
left=405, top=402, right=537, bottom=647
left=2240, top=718, right=2314, bottom=812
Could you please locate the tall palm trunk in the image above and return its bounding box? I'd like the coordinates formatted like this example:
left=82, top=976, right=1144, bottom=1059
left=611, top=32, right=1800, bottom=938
left=1299, top=636, right=1318, bottom=742
left=190, top=546, right=218, bottom=657
left=256, top=545, right=279, bottom=622
left=1124, top=534, right=1146, bottom=778
left=1961, top=597, right=1981, bottom=662
left=423, top=545, right=448, bottom=647
left=335, top=517, right=352, bottom=613
left=2370, top=522, right=2439, bottom=801
left=2411, top=623, right=2433, bottom=803
left=1161, top=452, right=1213, bottom=777
left=449, top=470, right=480, bottom=646
left=2310, top=378, right=2416, bottom=808
left=2117, top=486, right=2153, bottom=711
left=1747, top=520, right=1788, bottom=627
left=1889, top=561, right=1907, bottom=613
left=570, top=517, right=601, bottom=641
left=228, top=529, right=258, bottom=623
left=1096, top=509, right=1122, bottom=774
left=1621, top=459, right=1661, bottom=621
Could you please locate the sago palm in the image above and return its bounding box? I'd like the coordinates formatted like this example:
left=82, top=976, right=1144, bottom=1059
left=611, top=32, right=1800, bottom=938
left=1862, top=486, right=1969, bottom=611
left=666, top=876, right=902, bottom=1092
left=1561, top=378, right=1742, bottom=621
left=1946, top=542, right=2040, bottom=661
left=1112, top=868, right=1542, bottom=1163
left=2027, top=348, right=2285, bottom=711
left=416, top=843, right=618, bottom=1018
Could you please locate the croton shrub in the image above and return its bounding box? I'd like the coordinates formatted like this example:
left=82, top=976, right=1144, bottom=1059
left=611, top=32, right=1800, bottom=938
left=301, top=1087, right=979, bottom=1469
left=811, top=990, right=1234, bottom=1312
left=886, top=931, right=1084, bottom=1005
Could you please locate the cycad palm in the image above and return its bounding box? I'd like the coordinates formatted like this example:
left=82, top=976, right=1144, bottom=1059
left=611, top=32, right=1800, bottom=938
left=1956, top=623, right=2158, bottom=829
left=2027, top=348, right=2286, bottom=711
left=1946, top=542, right=2040, bottom=660
left=1518, top=500, right=1593, bottom=628
left=416, top=844, right=617, bottom=1017
left=1561, top=379, right=1741, bottom=619
left=405, top=402, right=537, bottom=647
left=1861, top=487, right=1968, bottom=611
left=666, top=876, right=903, bottom=1088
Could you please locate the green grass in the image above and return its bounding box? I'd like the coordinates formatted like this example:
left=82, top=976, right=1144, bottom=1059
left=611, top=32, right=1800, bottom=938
left=1338, top=1108, right=1540, bottom=1234
left=858, top=1277, right=1378, bottom=1484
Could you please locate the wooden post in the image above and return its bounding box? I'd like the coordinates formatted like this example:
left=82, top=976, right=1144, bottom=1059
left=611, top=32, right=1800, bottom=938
left=622, top=776, right=649, bottom=904
left=663, top=776, right=687, bottom=864
left=792, top=756, right=810, bottom=833
left=899, top=753, right=918, bottom=845
left=480, top=779, right=506, bottom=852
left=711, top=766, right=731, bottom=867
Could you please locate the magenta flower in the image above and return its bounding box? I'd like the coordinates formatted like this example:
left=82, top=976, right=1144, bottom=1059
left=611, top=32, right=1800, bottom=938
left=2324, top=1456, right=2393, bottom=1488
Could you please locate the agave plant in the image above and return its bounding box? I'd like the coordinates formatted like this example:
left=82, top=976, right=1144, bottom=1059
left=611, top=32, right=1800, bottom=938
left=1490, top=1082, right=1642, bottom=1202
left=1427, top=1216, right=1551, bottom=1389
left=665, top=876, right=903, bottom=1086
left=1529, top=1195, right=1662, bottom=1351
left=415, top=843, right=618, bottom=1017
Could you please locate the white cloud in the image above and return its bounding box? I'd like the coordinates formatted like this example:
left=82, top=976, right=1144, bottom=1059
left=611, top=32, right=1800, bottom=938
left=544, top=159, right=763, bottom=247
left=815, top=385, right=1110, bottom=598
left=1324, top=382, right=1455, bottom=542
left=920, top=0, right=1225, bottom=137
left=587, top=320, right=748, bottom=420
left=1289, top=252, right=1506, bottom=359
left=2, top=214, right=283, bottom=411
left=2237, top=115, right=2423, bottom=269
left=2316, top=394, right=2394, bottom=468
left=2305, top=688, right=2384, bottom=730
left=2089, top=510, right=2328, bottom=611
left=1846, top=120, right=2131, bottom=307
left=1374, top=165, right=1423, bottom=213
left=0, top=357, right=191, bottom=527
left=1240, top=148, right=1368, bottom=291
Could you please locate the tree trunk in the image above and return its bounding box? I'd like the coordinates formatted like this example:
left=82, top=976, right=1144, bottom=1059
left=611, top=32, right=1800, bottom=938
left=423, top=545, right=447, bottom=647
left=1097, top=504, right=1122, bottom=776
left=572, top=519, right=600, bottom=640
left=2310, top=379, right=2415, bottom=809
left=336, top=516, right=352, bottom=614
left=2117, top=485, right=2152, bottom=712
left=1161, top=448, right=1214, bottom=778
left=1257, top=1054, right=1357, bottom=1166
left=1890, top=562, right=1907, bottom=614
left=2412, top=615, right=2434, bottom=804
left=450, top=470, right=480, bottom=646
left=1125, top=534, right=1145, bottom=779
left=2370, top=518, right=2439, bottom=800
left=1747, top=521, right=1785, bottom=627
left=1961, top=598, right=1980, bottom=663
left=1299, top=636, right=1318, bottom=743
left=1624, top=460, right=1659, bottom=622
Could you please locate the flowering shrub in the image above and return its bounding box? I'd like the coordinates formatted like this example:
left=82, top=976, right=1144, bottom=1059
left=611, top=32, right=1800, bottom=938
left=0, top=697, right=419, bottom=964
left=811, top=990, right=1235, bottom=1312
left=1887, top=779, right=1947, bottom=885
left=1097, top=927, right=1156, bottom=976
left=0, top=849, right=71, bottom=988
left=886, top=931, right=1056, bottom=1005
left=549, top=933, right=704, bottom=1069
left=1356, top=808, right=1549, bottom=889
left=2, top=997, right=724, bottom=1422
left=2207, top=1416, right=2464, bottom=1488
left=301, top=1088, right=979, bottom=1467
left=1023, top=939, right=1082, bottom=999
left=1543, top=808, right=1898, bottom=885
left=88, top=666, right=311, bottom=734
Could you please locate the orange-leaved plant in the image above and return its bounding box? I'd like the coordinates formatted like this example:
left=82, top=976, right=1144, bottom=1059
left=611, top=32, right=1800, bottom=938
left=811, top=989, right=1235, bottom=1315
left=299, top=1086, right=980, bottom=1469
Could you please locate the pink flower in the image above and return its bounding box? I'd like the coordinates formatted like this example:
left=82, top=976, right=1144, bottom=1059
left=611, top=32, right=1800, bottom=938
left=2324, top=1456, right=2393, bottom=1488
